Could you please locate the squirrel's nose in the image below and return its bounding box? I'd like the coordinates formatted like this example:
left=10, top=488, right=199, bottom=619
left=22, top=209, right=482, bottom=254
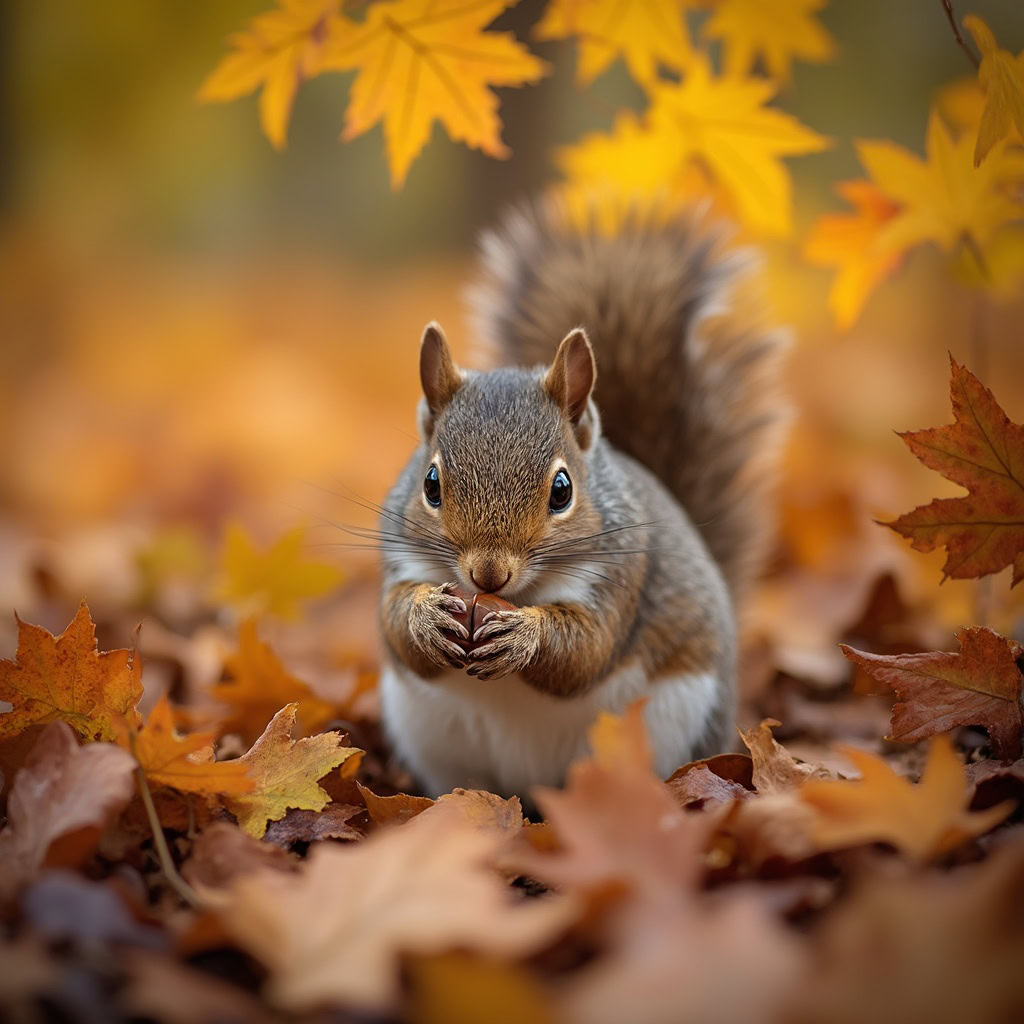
left=469, top=566, right=512, bottom=593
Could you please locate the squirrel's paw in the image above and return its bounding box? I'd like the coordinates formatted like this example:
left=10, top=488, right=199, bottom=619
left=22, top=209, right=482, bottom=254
left=409, top=583, right=470, bottom=669
left=466, top=608, right=542, bottom=680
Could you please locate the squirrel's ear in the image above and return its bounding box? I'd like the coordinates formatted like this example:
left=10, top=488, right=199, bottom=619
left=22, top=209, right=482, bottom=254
left=419, top=322, right=462, bottom=433
left=544, top=328, right=596, bottom=428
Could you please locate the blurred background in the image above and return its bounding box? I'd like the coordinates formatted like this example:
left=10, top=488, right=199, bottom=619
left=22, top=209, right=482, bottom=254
left=2, top=0, right=1023, bottom=723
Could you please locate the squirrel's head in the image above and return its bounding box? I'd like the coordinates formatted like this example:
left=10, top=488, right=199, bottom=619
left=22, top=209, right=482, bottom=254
left=404, top=321, right=605, bottom=599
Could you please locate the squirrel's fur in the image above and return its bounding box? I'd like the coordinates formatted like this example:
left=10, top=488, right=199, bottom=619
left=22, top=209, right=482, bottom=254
left=377, top=202, right=786, bottom=800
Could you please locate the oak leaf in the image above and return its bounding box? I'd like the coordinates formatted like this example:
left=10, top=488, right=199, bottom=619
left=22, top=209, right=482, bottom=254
left=0, top=723, right=135, bottom=900
left=887, top=356, right=1024, bottom=587
left=210, top=617, right=338, bottom=745
left=802, top=180, right=902, bottom=329
left=857, top=110, right=1024, bottom=259
left=799, top=735, right=1012, bottom=862
left=197, top=0, right=347, bottom=150
left=222, top=703, right=360, bottom=838
left=215, top=523, right=343, bottom=621
left=559, top=55, right=827, bottom=237
left=133, top=695, right=254, bottom=798
left=214, top=805, right=575, bottom=1011
left=702, top=0, right=836, bottom=83
left=842, top=628, right=1024, bottom=760
left=962, top=15, right=1024, bottom=166
left=0, top=603, right=142, bottom=744
left=321, top=0, right=547, bottom=188
left=535, top=0, right=692, bottom=87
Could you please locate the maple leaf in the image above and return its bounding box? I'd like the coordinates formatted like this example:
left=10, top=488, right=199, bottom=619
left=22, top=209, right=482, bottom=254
left=210, top=617, right=338, bottom=745
left=962, top=15, right=1024, bottom=166
left=0, top=603, right=142, bottom=744
left=702, top=0, right=836, bottom=83
left=222, top=702, right=360, bottom=838
left=558, top=56, right=827, bottom=237
left=857, top=110, right=1024, bottom=259
left=0, top=722, right=135, bottom=900
left=886, top=356, right=1024, bottom=587
left=197, top=0, right=347, bottom=150
left=133, top=695, right=254, bottom=798
left=799, top=735, right=1012, bottom=862
left=214, top=805, right=575, bottom=1011
left=841, top=627, right=1024, bottom=760
left=320, top=0, right=547, bottom=188
left=215, top=522, right=343, bottom=620
left=535, top=0, right=692, bottom=87
left=802, top=180, right=903, bottom=329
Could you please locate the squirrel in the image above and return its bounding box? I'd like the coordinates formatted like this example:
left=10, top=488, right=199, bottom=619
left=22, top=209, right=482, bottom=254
left=377, top=202, right=785, bottom=799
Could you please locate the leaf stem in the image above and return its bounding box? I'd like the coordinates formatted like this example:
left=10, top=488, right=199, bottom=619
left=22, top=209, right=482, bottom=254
left=941, top=0, right=980, bottom=70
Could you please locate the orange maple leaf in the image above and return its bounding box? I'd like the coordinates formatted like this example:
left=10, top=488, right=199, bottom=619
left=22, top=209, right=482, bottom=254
left=133, top=695, right=254, bottom=798
left=210, top=617, right=338, bottom=745
left=0, top=603, right=142, bottom=744
left=321, top=0, right=547, bottom=188
left=799, top=735, right=1012, bottom=862
left=841, top=628, right=1024, bottom=760
left=887, top=356, right=1024, bottom=587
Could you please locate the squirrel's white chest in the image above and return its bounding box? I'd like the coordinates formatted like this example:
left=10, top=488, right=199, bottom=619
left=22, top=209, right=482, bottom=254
left=379, top=658, right=719, bottom=798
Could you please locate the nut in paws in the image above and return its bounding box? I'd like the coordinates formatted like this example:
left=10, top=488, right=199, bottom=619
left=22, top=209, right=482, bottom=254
left=410, top=583, right=470, bottom=669
left=466, top=607, right=542, bottom=680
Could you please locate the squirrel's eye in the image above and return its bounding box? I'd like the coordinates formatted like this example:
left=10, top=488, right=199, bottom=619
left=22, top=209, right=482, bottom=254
left=549, top=469, right=572, bottom=513
left=423, top=464, right=441, bottom=507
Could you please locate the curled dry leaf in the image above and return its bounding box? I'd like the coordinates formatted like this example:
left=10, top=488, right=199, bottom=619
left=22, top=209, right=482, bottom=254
left=214, top=804, right=576, bottom=1012
left=739, top=719, right=831, bottom=794
left=842, top=627, right=1024, bottom=760
left=182, top=821, right=296, bottom=892
left=0, top=722, right=135, bottom=899
left=799, top=735, right=1013, bottom=862
left=0, top=602, right=142, bottom=743
left=666, top=764, right=754, bottom=809
left=357, top=782, right=435, bottom=826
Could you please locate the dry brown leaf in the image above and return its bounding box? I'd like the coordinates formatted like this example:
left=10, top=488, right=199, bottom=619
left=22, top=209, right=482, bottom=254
left=666, top=764, right=754, bottom=809
left=842, top=627, right=1024, bottom=759
left=799, top=735, right=1013, bottom=862
left=182, top=821, right=297, bottom=891
left=0, top=722, right=135, bottom=899
left=357, top=782, right=435, bottom=826
left=739, top=719, right=831, bottom=793
left=262, top=802, right=365, bottom=847
left=214, top=804, right=576, bottom=1011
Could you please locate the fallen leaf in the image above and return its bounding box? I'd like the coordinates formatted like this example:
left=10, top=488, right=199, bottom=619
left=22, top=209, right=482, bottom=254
left=587, top=699, right=652, bottom=775
left=535, top=0, right=692, bottom=87
left=702, top=0, right=835, bottom=83
left=215, top=805, right=575, bottom=1011
left=0, top=723, right=135, bottom=899
left=0, top=602, right=142, bottom=743
left=666, top=763, right=753, bottom=808
left=799, top=735, right=1013, bottom=862
left=210, top=617, right=338, bottom=745
left=803, top=180, right=903, bottom=329
left=215, top=522, right=343, bottom=621
left=197, top=0, right=347, bottom=150
left=887, top=356, right=1024, bottom=587
left=321, top=0, right=548, bottom=188
left=223, top=702, right=361, bottom=838
left=358, top=783, right=435, bottom=825
left=263, top=802, right=365, bottom=846
left=182, top=821, right=297, bottom=890
left=962, top=15, right=1024, bottom=165
left=842, top=627, right=1024, bottom=759
left=739, top=719, right=831, bottom=794
left=133, top=695, right=254, bottom=798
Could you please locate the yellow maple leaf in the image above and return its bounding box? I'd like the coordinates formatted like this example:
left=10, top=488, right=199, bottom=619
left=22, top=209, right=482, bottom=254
left=215, top=522, right=343, bottom=621
left=223, top=702, right=361, bottom=838
left=702, top=0, right=836, bottom=83
left=803, top=180, right=903, bottom=329
left=0, top=603, right=142, bottom=744
left=535, top=0, right=692, bottom=87
left=857, top=110, right=1024, bottom=259
left=558, top=56, right=827, bottom=237
left=962, top=14, right=1024, bottom=165
left=198, top=0, right=347, bottom=150
left=209, top=618, right=339, bottom=746
left=132, top=695, right=254, bottom=797
left=320, top=0, right=547, bottom=188
left=799, top=735, right=1012, bottom=863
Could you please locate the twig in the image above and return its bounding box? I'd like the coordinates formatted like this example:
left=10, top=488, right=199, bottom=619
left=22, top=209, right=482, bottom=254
left=941, top=0, right=980, bottom=69
left=131, top=736, right=202, bottom=908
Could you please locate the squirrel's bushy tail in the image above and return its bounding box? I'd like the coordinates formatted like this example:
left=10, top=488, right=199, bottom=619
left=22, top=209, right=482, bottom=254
left=469, top=201, right=787, bottom=601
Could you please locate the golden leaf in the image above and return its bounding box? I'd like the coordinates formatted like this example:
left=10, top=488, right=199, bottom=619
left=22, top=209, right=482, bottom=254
left=321, top=0, right=547, bottom=188
left=962, top=14, right=1024, bottom=165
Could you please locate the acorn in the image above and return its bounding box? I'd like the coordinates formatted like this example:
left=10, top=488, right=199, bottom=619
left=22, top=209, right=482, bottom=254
left=447, top=587, right=516, bottom=653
